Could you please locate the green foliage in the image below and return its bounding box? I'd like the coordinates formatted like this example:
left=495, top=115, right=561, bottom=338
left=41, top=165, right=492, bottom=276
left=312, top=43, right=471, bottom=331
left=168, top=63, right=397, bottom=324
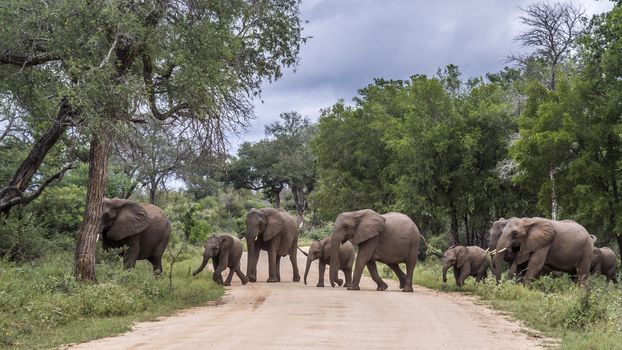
left=411, top=260, right=622, bottom=347
left=30, top=184, right=86, bottom=236
left=298, top=223, right=332, bottom=246
left=227, top=111, right=316, bottom=213
left=312, top=71, right=534, bottom=244
left=0, top=214, right=51, bottom=263
left=0, top=247, right=223, bottom=349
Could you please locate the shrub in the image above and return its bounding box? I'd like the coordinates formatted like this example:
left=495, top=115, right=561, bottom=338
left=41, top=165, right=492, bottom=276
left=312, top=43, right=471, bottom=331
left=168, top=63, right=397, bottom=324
left=0, top=215, right=50, bottom=263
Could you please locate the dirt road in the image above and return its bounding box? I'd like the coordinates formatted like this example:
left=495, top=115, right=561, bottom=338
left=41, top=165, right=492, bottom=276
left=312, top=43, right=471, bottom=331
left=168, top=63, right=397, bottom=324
left=68, top=250, right=549, bottom=349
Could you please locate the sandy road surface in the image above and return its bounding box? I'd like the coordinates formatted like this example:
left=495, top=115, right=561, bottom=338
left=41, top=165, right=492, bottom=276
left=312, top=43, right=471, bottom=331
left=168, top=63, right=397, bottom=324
left=68, top=250, right=550, bottom=350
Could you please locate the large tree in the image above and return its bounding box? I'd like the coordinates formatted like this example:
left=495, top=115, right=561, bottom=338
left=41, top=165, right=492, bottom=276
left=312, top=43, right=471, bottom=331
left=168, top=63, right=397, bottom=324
left=227, top=111, right=316, bottom=224
left=0, top=0, right=306, bottom=282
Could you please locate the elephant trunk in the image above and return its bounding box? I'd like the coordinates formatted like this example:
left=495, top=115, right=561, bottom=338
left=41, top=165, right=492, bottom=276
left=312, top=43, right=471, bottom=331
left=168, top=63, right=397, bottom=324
left=442, top=261, right=450, bottom=283
left=246, top=233, right=256, bottom=282
left=329, top=235, right=341, bottom=287
left=493, top=234, right=511, bottom=282
left=192, top=254, right=210, bottom=276
left=304, top=254, right=313, bottom=285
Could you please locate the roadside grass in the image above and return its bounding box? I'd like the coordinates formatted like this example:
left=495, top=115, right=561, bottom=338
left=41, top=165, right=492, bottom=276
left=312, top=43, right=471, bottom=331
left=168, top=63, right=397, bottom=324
left=405, top=258, right=622, bottom=349
left=0, top=246, right=223, bottom=350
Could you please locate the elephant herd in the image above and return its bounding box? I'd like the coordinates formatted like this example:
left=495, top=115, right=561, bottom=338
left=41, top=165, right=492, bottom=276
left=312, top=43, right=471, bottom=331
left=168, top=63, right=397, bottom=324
left=98, top=197, right=618, bottom=291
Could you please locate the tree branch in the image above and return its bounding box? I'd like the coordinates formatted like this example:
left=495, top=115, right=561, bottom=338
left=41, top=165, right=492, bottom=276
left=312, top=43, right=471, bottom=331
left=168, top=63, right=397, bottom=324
left=0, top=52, right=59, bottom=67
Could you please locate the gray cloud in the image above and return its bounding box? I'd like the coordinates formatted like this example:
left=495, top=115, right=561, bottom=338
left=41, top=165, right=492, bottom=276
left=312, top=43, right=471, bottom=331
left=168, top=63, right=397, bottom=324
left=227, top=0, right=613, bottom=153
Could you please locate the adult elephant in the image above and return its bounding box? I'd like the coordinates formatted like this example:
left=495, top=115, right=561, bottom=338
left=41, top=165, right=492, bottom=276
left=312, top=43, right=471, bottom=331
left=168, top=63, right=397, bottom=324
left=329, top=209, right=421, bottom=292
left=101, top=198, right=171, bottom=274
left=493, top=217, right=593, bottom=284
left=245, top=208, right=300, bottom=283
left=441, top=245, right=490, bottom=287
left=591, top=247, right=618, bottom=284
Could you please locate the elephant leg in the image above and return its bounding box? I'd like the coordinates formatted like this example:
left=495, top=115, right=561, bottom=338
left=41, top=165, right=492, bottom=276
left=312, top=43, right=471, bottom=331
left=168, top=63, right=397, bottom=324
left=267, top=244, right=279, bottom=283
left=122, top=245, right=140, bottom=270
left=249, top=244, right=261, bottom=282
left=290, top=246, right=301, bottom=282
left=342, top=266, right=353, bottom=288
left=366, top=261, right=388, bottom=291
left=147, top=256, right=163, bottom=276
left=387, top=263, right=406, bottom=289
left=349, top=242, right=375, bottom=290
left=224, top=267, right=235, bottom=286
left=523, top=248, right=548, bottom=284
left=402, top=259, right=416, bottom=293
left=235, top=266, right=249, bottom=285
left=576, top=245, right=593, bottom=286
left=276, top=255, right=282, bottom=282
left=454, top=268, right=461, bottom=286
left=317, top=261, right=326, bottom=287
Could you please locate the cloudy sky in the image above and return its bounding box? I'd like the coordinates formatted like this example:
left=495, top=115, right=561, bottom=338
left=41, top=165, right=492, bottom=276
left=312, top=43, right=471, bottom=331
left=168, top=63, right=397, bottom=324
left=227, top=0, right=613, bottom=152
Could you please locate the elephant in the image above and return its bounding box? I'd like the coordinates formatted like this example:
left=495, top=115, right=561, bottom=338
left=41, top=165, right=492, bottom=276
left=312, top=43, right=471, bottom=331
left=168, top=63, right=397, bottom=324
left=493, top=217, right=593, bottom=285
left=329, top=209, right=421, bottom=292
left=245, top=208, right=300, bottom=283
left=301, top=237, right=355, bottom=288
left=192, top=234, right=248, bottom=286
left=590, top=247, right=618, bottom=284
left=101, top=197, right=171, bottom=274
left=488, top=218, right=517, bottom=267
left=441, top=245, right=490, bottom=287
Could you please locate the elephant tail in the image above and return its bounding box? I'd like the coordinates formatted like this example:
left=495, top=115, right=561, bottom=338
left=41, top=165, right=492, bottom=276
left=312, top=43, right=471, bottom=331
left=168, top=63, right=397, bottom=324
left=419, top=233, right=443, bottom=258
left=297, top=247, right=308, bottom=256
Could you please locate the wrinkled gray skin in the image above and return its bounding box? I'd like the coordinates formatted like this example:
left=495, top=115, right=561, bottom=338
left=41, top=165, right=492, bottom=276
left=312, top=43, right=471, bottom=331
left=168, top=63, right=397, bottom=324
left=192, top=235, right=248, bottom=286
left=494, top=217, right=593, bottom=285
left=245, top=208, right=300, bottom=283
left=441, top=246, right=490, bottom=287
left=101, top=198, right=171, bottom=274
left=329, top=210, right=421, bottom=292
left=302, top=237, right=354, bottom=288
left=488, top=218, right=517, bottom=272
left=591, top=247, right=618, bottom=284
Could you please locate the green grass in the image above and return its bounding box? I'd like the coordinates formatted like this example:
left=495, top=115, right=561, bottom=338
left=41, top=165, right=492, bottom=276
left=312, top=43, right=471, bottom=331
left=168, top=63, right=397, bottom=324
left=0, top=247, right=224, bottom=350
left=407, top=258, right=622, bottom=349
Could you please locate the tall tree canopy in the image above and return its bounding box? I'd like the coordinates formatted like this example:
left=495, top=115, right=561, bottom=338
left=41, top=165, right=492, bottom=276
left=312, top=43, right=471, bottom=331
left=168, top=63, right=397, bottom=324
left=0, top=0, right=307, bottom=281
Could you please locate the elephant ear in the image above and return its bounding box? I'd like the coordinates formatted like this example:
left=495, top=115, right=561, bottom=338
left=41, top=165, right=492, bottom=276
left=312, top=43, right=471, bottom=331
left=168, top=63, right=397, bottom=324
left=455, top=246, right=469, bottom=268
left=262, top=208, right=284, bottom=241
left=218, top=235, right=233, bottom=255
left=351, top=210, right=385, bottom=246
left=320, top=238, right=331, bottom=259
left=106, top=199, right=150, bottom=241
left=516, top=218, right=554, bottom=261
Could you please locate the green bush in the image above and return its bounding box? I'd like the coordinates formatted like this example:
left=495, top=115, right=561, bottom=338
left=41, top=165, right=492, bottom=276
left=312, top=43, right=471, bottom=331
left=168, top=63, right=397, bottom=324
left=31, top=184, right=86, bottom=236
left=0, top=247, right=223, bottom=349
left=0, top=215, right=50, bottom=263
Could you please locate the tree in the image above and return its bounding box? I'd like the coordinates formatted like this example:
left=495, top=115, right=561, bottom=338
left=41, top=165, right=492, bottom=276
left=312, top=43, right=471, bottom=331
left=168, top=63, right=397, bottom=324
left=555, top=3, right=622, bottom=252
left=509, top=1, right=586, bottom=220
left=113, top=120, right=193, bottom=204
left=511, top=1, right=586, bottom=90
left=0, top=0, right=307, bottom=282
left=227, top=111, right=316, bottom=224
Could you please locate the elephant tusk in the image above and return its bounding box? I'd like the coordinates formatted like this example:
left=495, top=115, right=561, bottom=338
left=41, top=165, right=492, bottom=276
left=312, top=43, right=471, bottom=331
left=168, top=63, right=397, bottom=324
left=496, top=247, right=507, bottom=254
left=484, top=248, right=489, bottom=254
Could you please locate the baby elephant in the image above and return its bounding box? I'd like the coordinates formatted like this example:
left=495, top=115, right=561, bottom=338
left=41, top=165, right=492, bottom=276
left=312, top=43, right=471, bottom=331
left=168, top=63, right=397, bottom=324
left=193, top=235, right=248, bottom=286
left=441, top=245, right=490, bottom=287
left=301, top=237, right=355, bottom=287
left=591, top=247, right=618, bottom=284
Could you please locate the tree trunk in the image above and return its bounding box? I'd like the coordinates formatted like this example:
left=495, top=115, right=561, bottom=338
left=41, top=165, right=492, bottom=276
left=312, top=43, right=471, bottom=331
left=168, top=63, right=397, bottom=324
left=291, top=184, right=305, bottom=227
left=549, top=168, right=558, bottom=221
left=0, top=99, right=75, bottom=213
left=74, top=133, right=112, bottom=283
left=449, top=201, right=459, bottom=245
left=149, top=181, right=157, bottom=204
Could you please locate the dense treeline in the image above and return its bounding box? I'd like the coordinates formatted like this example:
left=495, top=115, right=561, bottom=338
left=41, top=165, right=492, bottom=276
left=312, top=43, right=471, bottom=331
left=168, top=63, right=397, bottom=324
left=4, top=1, right=622, bottom=256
